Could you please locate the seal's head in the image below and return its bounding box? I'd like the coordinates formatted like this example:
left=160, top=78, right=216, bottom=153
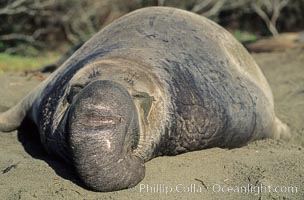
left=68, top=80, right=145, bottom=192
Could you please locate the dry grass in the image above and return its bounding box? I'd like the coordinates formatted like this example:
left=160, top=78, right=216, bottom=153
left=0, top=52, right=59, bottom=72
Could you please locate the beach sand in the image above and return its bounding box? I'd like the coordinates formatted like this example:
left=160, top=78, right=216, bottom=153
left=0, top=47, right=303, bottom=200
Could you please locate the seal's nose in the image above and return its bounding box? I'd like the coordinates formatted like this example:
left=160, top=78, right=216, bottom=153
left=67, top=79, right=145, bottom=192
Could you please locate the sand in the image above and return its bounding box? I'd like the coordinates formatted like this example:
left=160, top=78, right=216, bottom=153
left=0, top=47, right=303, bottom=200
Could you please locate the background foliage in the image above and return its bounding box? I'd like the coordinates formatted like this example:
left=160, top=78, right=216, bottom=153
left=0, top=0, right=303, bottom=55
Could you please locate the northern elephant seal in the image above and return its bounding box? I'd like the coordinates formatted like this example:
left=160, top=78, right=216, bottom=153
left=0, top=7, right=290, bottom=192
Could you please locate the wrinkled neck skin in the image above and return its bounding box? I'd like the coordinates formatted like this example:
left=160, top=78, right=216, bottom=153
left=60, top=57, right=168, bottom=162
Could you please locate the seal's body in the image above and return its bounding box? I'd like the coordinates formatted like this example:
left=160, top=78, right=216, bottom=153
left=0, top=7, right=289, bottom=192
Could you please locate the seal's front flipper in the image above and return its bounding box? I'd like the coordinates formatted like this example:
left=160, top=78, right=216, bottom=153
left=0, top=89, right=38, bottom=132
left=0, top=104, right=26, bottom=132
left=0, top=97, right=34, bottom=132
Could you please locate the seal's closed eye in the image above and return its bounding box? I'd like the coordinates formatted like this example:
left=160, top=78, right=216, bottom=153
left=67, top=84, right=84, bottom=104
left=132, top=91, right=154, bottom=123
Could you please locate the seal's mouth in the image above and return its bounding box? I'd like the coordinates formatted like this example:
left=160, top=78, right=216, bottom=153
left=78, top=106, right=122, bottom=128
left=79, top=116, right=118, bottom=128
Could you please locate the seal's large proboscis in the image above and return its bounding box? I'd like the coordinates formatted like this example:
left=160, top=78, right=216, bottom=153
left=0, top=7, right=290, bottom=192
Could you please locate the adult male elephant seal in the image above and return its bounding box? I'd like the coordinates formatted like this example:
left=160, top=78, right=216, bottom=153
left=0, top=7, right=290, bottom=192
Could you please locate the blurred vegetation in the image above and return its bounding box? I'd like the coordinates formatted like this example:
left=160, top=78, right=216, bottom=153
left=0, top=0, right=303, bottom=57
left=232, top=30, right=257, bottom=42
left=0, top=52, right=59, bottom=72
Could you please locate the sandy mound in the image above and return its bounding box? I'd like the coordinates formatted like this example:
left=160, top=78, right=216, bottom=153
left=0, top=48, right=303, bottom=200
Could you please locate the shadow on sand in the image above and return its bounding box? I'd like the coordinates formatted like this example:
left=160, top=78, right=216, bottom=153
left=16, top=119, right=86, bottom=189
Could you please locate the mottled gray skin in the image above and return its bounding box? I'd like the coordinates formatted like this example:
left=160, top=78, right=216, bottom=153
left=0, top=7, right=289, bottom=192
